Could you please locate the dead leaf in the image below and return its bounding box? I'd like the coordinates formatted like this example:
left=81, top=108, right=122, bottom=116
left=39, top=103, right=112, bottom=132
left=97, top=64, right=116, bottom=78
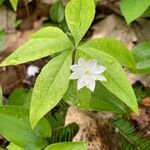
left=142, top=97, right=150, bottom=107
left=131, top=98, right=150, bottom=138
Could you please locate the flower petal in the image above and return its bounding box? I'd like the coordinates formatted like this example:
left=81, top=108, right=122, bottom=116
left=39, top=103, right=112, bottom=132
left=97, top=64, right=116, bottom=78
left=87, top=59, right=97, bottom=69
left=69, top=72, right=81, bottom=79
left=77, top=77, right=86, bottom=90
left=86, top=78, right=96, bottom=92
left=97, top=75, right=107, bottom=81
left=78, top=57, right=87, bottom=66
left=70, top=64, right=83, bottom=72
left=27, top=65, right=39, bottom=77
left=71, top=58, right=107, bottom=91
left=93, top=65, right=106, bottom=74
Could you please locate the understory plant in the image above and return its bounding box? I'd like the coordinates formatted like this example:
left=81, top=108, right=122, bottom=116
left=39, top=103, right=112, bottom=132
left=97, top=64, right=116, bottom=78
left=0, top=0, right=19, bottom=11
left=0, top=0, right=150, bottom=149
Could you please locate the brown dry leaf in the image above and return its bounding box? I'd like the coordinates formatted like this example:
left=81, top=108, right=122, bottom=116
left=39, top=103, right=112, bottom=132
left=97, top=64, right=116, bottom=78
left=0, top=30, right=34, bottom=95
left=6, top=30, right=34, bottom=53
left=65, top=106, right=105, bottom=150
left=134, top=19, right=150, bottom=41
left=0, top=6, right=16, bottom=33
left=100, top=0, right=121, bottom=16
left=91, top=14, right=138, bottom=49
left=65, top=106, right=119, bottom=150
left=0, top=66, right=26, bottom=95
left=127, top=73, right=150, bottom=88
left=142, top=97, right=150, bottom=107
left=131, top=98, right=150, bottom=138
left=39, top=0, right=54, bottom=4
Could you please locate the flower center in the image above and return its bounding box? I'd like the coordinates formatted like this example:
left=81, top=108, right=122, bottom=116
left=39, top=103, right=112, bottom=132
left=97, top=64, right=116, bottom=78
left=84, top=69, right=90, bottom=75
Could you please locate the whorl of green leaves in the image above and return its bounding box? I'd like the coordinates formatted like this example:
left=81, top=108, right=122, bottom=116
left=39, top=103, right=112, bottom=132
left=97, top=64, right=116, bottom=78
left=0, top=0, right=139, bottom=129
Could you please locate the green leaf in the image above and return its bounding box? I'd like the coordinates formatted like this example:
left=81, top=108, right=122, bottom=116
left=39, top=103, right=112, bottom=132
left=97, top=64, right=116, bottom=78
left=9, top=0, right=18, bottom=11
left=49, top=123, right=79, bottom=143
left=0, top=106, right=48, bottom=150
left=7, top=143, right=23, bottom=150
left=30, top=51, right=72, bottom=128
left=0, top=148, right=5, bottom=150
left=50, top=0, right=65, bottom=23
left=0, top=29, right=5, bottom=52
left=48, top=101, right=68, bottom=130
left=77, top=47, right=139, bottom=114
left=79, top=38, right=135, bottom=70
left=44, top=142, right=87, bottom=150
left=65, top=0, right=95, bottom=46
left=8, top=88, right=32, bottom=107
left=0, top=27, right=73, bottom=66
left=64, top=81, right=130, bottom=114
left=142, top=6, right=150, bottom=17
left=34, top=117, right=52, bottom=138
left=0, top=0, right=4, bottom=5
left=47, top=102, right=78, bottom=143
left=120, top=0, right=150, bottom=24
left=133, top=82, right=150, bottom=103
left=132, top=41, right=150, bottom=74
left=0, top=86, right=3, bottom=106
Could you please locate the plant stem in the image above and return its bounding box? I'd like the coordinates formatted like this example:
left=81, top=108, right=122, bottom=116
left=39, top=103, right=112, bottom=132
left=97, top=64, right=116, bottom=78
left=24, top=0, right=30, bottom=19
left=72, top=48, right=76, bottom=65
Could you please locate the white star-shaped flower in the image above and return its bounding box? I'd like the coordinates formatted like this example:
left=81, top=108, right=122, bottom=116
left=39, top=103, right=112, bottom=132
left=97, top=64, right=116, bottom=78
left=27, top=65, right=39, bottom=77
left=69, top=58, right=107, bottom=92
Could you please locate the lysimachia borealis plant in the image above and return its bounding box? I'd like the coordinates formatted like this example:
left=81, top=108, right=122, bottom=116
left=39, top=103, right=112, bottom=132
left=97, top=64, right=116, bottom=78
left=0, top=0, right=139, bottom=149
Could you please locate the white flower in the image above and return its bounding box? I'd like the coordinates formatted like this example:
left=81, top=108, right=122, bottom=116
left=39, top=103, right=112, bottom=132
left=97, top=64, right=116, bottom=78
left=69, top=58, right=107, bottom=92
left=27, top=65, right=39, bottom=77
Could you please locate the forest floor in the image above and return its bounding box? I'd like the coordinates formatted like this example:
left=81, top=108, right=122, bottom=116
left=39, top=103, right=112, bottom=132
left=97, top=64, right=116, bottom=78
left=0, top=0, right=150, bottom=149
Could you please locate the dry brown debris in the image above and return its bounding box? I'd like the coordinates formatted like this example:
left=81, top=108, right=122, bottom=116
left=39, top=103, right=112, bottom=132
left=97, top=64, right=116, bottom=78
left=65, top=106, right=119, bottom=150
left=131, top=97, right=150, bottom=138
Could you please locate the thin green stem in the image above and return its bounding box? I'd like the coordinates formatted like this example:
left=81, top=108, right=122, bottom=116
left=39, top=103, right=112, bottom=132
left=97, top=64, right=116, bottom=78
left=24, top=0, right=30, bottom=19
left=72, top=48, right=76, bottom=65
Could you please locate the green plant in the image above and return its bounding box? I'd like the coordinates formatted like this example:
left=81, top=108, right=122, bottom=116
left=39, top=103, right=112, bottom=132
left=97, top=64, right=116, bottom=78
left=120, top=0, right=150, bottom=24
left=0, top=88, right=80, bottom=150
left=0, top=86, right=2, bottom=106
left=7, top=88, right=32, bottom=107
left=9, top=0, right=18, bottom=11
left=111, top=118, right=150, bottom=150
left=0, top=29, right=5, bottom=52
left=49, top=0, right=69, bottom=33
left=50, top=0, right=65, bottom=24
left=0, top=0, right=145, bottom=149
left=0, top=0, right=3, bottom=5
left=132, top=41, right=150, bottom=74
left=0, top=0, right=138, bottom=127
left=0, top=0, right=19, bottom=11
left=133, top=82, right=150, bottom=103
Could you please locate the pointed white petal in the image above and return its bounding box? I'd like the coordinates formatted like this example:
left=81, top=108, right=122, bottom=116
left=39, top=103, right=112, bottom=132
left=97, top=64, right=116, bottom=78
left=97, top=75, right=107, bottom=81
left=87, top=59, right=97, bottom=69
left=77, top=78, right=86, bottom=90
left=93, top=65, right=106, bottom=74
left=70, top=64, right=83, bottom=72
left=91, top=74, right=99, bottom=80
left=69, top=72, right=80, bottom=79
left=78, top=57, right=87, bottom=66
left=86, top=78, right=96, bottom=92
